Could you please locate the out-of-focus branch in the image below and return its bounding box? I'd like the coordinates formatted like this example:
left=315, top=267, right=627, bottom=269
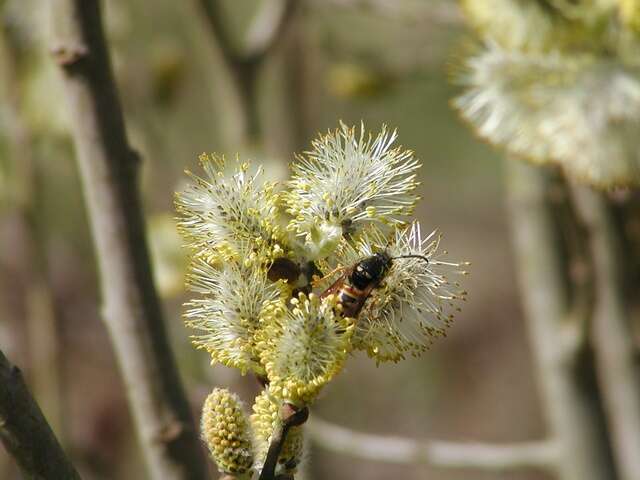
left=0, top=348, right=80, bottom=480
left=506, top=161, right=615, bottom=480
left=196, top=0, right=298, bottom=147
left=245, top=0, right=297, bottom=62
left=308, top=417, right=557, bottom=471
left=573, top=186, right=640, bottom=480
left=49, top=1, right=207, bottom=479
left=308, top=0, right=462, bottom=26
left=199, top=0, right=296, bottom=65
left=0, top=18, right=65, bottom=443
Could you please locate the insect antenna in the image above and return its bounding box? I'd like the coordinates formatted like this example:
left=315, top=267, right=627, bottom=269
left=390, top=254, right=429, bottom=264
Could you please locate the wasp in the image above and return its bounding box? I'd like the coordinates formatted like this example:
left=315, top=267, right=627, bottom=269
left=320, top=252, right=429, bottom=318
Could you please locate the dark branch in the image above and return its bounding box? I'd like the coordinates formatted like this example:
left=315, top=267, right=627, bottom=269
left=198, top=0, right=297, bottom=66
left=196, top=0, right=299, bottom=146
left=0, top=349, right=81, bottom=480
left=259, top=403, right=309, bottom=480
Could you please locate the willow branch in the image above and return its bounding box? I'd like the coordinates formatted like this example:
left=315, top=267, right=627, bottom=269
left=259, top=404, right=309, bottom=480
left=49, top=1, right=207, bottom=479
left=573, top=186, right=640, bottom=480
left=245, top=0, right=297, bottom=62
left=198, top=0, right=296, bottom=65
left=0, top=349, right=80, bottom=480
left=308, top=417, right=557, bottom=471
left=196, top=0, right=298, bottom=146
left=506, top=161, right=614, bottom=480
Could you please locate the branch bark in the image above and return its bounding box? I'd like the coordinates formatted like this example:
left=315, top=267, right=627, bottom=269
left=573, top=186, right=640, bottom=480
left=49, top=1, right=207, bottom=479
left=0, top=348, right=80, bottom=480
left=506, top=161, right=614, bottom=480
left=308, top=417, right=557, bottom=471
left=259, top=404, right=309, bottom=480
left=196, top=0, right=298, bottom=148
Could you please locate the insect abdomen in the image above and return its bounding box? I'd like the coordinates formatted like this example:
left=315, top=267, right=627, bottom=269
left=337, top=284, right=367, bottom=318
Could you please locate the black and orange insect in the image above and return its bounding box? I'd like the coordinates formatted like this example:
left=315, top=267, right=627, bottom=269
left=320, top=252, right=429, bottom=318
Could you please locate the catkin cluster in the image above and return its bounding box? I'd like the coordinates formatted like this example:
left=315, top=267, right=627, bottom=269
left=177, top=123, right=467, bottom=477
left=455, top=0, right=640, bottom=188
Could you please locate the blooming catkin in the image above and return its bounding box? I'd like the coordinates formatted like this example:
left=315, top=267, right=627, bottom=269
left=284, top=122, right=421, bottom=260
left=201, top=388, right=254, bottom=476
left=258, top=292, right=353, bottom=404
left=323, top=222, right=468, bottom=363
left=455, top=0, right=640, bottom=188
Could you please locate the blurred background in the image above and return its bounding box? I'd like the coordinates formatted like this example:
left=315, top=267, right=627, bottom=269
left=0, top=1, right=549, bottom=479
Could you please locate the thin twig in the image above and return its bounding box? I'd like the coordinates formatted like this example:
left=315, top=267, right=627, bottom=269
left=0, top=348, right=81, bottom=480
left=196, top=0, right=298, bottom=146
left=245, top=0, right=297, bottom=61
left=506, top=161, right=615, bottom=480
left=573, top=186, right=640, bottom=480
left=308, top=417, right=557, bottom=471
left=198, top=0, right=296, bottom=64
left=259, top=404, right=309, bottom=480
left=49, top=1, right=207, bottom=479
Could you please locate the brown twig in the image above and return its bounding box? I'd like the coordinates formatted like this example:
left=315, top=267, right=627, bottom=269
left=49, top=1, right=207, bottom=479
left=0, top=348, right=81, bottom=480
left=573, top=186, right=640, bottom=480
left=259, top=403, right=309, bottom=480
left=506, top=161, right=614, bottom=480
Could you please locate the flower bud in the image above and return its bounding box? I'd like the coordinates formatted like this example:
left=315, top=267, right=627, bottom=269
left=202, top=388, right=254, bottom=476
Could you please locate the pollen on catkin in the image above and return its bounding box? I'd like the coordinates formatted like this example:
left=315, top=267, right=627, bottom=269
left=176, top=154, right=285, bottom=264
left=201, top=388, right=254, bottom=476
left=324, top=222, right=468, bottom=363
left=283, top=122, right=421, bottom=260
left=177, top=123, right=469, bottom=456
left=185, top=258, right=289, bottom=375
left=454, top=1, right=640, bottom=188
left=258, top=292, right=354, bottom=405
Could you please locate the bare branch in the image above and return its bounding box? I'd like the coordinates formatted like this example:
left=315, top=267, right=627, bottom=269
left=259, top=404, right=309, bottom=480
left=196, top=0, right=299, bottom=147
left=0, top=348, right=80, bottom=480
left=49, top=1, right=207, bottom=479
left=573, top=186, right=640, bottom=480
left=506, top=161, right=615, bottom=480
left=308, top=417, right=557, bottom=471
left=197, top=0, right=297, bottom=66
left=244, top=0, right=297, bottom=61
left=196, top=0, right=239, bottom=71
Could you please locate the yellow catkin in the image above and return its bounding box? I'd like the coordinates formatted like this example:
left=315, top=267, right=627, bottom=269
left=201, top=388, right=254, bottom=475
left=620, top=0, right=640, bottom=32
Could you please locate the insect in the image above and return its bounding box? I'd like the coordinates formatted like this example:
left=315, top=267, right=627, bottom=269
left=320, top=252, right=429, bottom=318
